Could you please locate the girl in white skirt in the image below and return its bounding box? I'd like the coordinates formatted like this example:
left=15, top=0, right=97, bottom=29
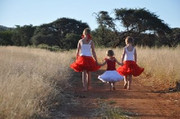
left=98, top=50, right=124, bottom=91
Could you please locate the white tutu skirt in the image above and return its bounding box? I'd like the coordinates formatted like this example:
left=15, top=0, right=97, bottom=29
left=98, top=70, right=124, bottom=83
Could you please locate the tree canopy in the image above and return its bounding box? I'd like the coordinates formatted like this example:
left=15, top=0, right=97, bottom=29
left=93, top=8, right=176, bottom=47
left=0, top=9, right=179, bottom=49
left=0, top=18, right=89, bottom=49
left=31, top=18, right=88, bottom=49
left=115, top=8, right=172, bottom=34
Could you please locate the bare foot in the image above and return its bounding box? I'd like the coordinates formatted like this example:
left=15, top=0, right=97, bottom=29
left=109, top=87, right=112, bottom=91
left=82, top=87, right=88, bottom=92
left=88, top=86, right=92, bottom=90
left=127, top=86, right=131, bottom=90
left=124, top=83, right=127, bottom=89
left=82, top=89, right=88, bottom=92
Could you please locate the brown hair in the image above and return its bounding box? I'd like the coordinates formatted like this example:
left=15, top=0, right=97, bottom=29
left=125, top=36, right=134, bottom=44
left=83, top=28, right=91, bottom=35
left=106, top=50, right=114, bottom=56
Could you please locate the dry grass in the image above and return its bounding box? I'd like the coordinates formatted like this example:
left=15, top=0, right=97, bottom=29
left=96, top=46, right=180, bottom=89
left=0, top=46, right=73, bottom=119
left=138, top=46, right=180, bottom=89
left=0, top=46, right=179, bottom=118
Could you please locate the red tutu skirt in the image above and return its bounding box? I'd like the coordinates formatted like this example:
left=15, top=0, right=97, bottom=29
left=117, top=61, right=144, bottom=77
left=70, top=56, right=100, bottom=72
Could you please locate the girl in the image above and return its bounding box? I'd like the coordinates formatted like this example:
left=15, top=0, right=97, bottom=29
left=117, top=36, right=144, bottom=90
left=70, top=28, right=100, bottom=91
left=98, top=50, right=124, bottom=91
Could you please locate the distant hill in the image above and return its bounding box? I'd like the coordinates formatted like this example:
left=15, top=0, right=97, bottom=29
left=0, top=25, right=12, bottom=31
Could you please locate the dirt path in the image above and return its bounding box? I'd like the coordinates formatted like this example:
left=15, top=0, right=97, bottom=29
left=52, top=69, right=180, bottom=119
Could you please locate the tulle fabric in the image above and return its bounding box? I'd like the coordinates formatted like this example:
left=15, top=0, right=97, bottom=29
left=117, top=61, right=144, bottom=77
left=98, top=70, right=124, bottom=82
left=70, top=56, right=100, bottom=72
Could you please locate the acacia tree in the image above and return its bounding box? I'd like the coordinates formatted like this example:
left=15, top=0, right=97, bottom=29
left=114, top=8, right=172, bottom=35
left=94, top=8, right=172, bottom=47
left=95, top=11, right=115, bottom=30
left=114, top=8, right=172, bottom=46
left=93, top=11, right=120, bottom=47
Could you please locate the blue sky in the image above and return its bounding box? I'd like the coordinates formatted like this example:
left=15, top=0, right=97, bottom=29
left=0, top=0, right=180, bottom=30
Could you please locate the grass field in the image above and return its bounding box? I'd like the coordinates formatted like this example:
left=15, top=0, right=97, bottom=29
left=0, top=46, right=179, bottom=118
left=0, top=46, right=73, bottom=119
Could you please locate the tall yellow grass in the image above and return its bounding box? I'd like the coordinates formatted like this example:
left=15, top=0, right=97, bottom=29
left=0, top=46, right=179, bottom=118
left=0, top=46, right=73, bottom=119
left=138, top=46, right=180, bottom=89
left=96, top=46, right=180, bottom=89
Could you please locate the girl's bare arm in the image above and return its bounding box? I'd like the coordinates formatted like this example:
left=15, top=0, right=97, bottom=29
left=134, top=48, right=137, bottom=62
left=115, top=58, right=123, bottom=65
left=121, top=48, right=126, bottom=64
left=97, top=60, right=107, bottom=66
left=91, top=41, right=98, bottom=61
left=76, top=40, right=81, bottom=59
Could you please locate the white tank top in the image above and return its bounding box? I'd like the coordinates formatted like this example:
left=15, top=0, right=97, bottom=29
left=80, top=40, right=92, bottom=56
left=124, top=47, right=135, bottom=61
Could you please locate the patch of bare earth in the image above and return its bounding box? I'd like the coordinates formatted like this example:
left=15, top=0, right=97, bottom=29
left=50, top=69, right=180, bottom=119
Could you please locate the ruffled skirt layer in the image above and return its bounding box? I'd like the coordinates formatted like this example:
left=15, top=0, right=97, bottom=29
left=117, top=61, right=144, bottom=77
left=70, top=56, right=100, bottom=72
left=98, top=70, right=124, bottom=82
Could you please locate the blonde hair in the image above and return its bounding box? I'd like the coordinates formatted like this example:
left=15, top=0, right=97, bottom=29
left=83, top=28, right=91, bottom=36
left=125, top=36, right=134, bottom=44
left=106, top=50, right=114, bottom=56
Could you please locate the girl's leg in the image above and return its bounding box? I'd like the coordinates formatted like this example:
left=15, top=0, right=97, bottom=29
left=109, top=82, right=112, bottom=91
left=82, top=71, right=88, bottom=91
left=124, top=76, right=128, bottom=89
left=113, top=82, right=116, bottom=90
left=127, top=75, right=132, bottom=90
left=82, top=71, right=85, bottom=88
left=87, top=71, right=92, bottom=90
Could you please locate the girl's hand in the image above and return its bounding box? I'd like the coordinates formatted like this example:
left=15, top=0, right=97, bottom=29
left=96, top=61, right=102, bottom=66
left=97, top=63, right=101, bottom=66
left=115, top=58, right=123, bottom=65
left=76, top=55, right=79, bottom=60
left=96, top=61, right=99, bottom=65
left=98, top=61, right=106, bottom=66
left=118, top=62, right=123, bottom=66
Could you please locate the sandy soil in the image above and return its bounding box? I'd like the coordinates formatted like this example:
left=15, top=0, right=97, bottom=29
left=51, top=69, right=180, bottom=119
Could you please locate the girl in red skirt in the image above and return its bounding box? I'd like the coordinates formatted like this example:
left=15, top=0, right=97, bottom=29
left=117, top=36, right=144, bottom=90
left=70, top=28, right=100, bottom=91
